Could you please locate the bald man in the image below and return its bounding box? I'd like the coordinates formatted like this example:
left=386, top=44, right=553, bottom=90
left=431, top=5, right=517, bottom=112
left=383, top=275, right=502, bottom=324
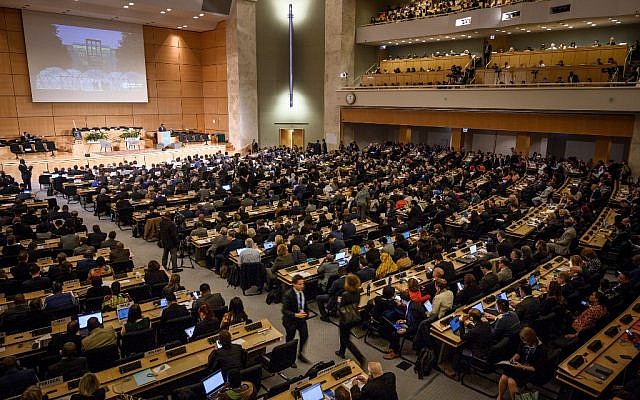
left=350, top=361, right=398, bottom=400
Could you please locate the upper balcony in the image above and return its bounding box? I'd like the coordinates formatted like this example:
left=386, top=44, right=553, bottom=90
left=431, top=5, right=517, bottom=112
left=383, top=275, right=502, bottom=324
left=356, top=0, right=640, bottom=45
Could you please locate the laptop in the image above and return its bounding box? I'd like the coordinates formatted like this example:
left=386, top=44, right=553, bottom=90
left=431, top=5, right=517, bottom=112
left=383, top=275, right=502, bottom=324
left=263, top=241, right=275, bottom=250
left=335, top=252, right=347, bottom=266
left=496, top=292, right=508, bottom=301
left=471, top=302, right=484, bottom=313
left=160, top=298, right=168, bottom=308
left=300, top=383, right=324, bottom=400
left=185, top=326, right=195, bottom=339
left=469, top=244, right=477, bottom=255
left=402, top=231, right=410, bottom=239
left=236, top=248, right=248, bottom=257
left=528, top=274, right=541, bottom=290
left=202, top=370, right=225, bottom=399
left=117, top=304, right=130, bottom=321
left=78, top=311, right=103, bottom=330
left=449, top=316, right=461, bottom=333
left=423, top=300, right=433, bottom=313
left=222, top=184, right=231, bottom=191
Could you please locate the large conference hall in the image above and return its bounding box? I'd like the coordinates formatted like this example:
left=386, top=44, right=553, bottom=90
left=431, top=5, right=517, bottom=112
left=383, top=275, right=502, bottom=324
left=0, top=0, right=639, bottom=399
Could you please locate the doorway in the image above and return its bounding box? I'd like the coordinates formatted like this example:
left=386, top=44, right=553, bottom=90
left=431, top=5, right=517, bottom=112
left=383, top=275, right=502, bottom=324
left=279, top=128, right=304, bottom=148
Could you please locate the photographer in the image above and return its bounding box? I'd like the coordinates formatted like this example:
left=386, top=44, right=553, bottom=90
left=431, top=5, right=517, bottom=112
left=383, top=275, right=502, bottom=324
left=159, top=212, right=179, bottom=272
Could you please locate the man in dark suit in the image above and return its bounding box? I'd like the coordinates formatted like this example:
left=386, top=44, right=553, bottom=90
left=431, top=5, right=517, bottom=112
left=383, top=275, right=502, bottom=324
left=515, top=282, right=540, bottom=326
left=486, top=299, right=521, bottom=341
left=87, top=225, right=107, bottom=247
left=282, top=274, right=310, bottom=363
left=47, top=342, right=88, bottom=380
left=21, top=264, right=51, bottom=292
left=159, top=212, right=179, bottom=272
left=18, top=159, right=33, bottom=191
left=341, top=218, right=357, bottom=241
left=434, top=252, right=455, bottom=283
left=496, top=231, right=513, bottom=258
left=478, top=262, right=499, bottom=293
left=351, top=361, right=399, bottom=400
left=160, top=292, right=190, bottom=323
left=207, top=330, right=246, bottom=379
left=0, top=356, right=38, bottom=399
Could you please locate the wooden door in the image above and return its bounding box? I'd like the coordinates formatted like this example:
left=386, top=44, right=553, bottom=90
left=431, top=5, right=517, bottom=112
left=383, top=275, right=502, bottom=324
left=279, top=129, right=304, bottom=148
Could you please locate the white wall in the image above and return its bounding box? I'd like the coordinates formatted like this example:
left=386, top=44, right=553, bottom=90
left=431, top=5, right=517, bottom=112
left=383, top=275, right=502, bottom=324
left=529, top=135, right=549, bottom=157
left=412, top=127, right=452, bottom=146
left=472, top=131, right=516, bottom=155
left=565, top=139, right=596, bottom=161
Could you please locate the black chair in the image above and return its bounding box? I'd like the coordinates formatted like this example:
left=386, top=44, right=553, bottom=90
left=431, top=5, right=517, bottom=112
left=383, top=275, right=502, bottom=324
left=239, top=262, right=266, bottom=295
left=9, top=143, right=24, bottom=158
left=110, top=260, right=134, bottom=274
left=125, top=285, right=151, bottom=303
left=240, top=364, right=262, bottom=395
left=39, top=175, right=51, bottom=190
left=115, top=207, right=134, bottom=230
left=213, top=306, right=229, bottom=322
left=149, top=282, right=167, bottom=299
left=84, top=344, right=119, bottom=372
left=171, top=383, right=205, bottom=400
left=157, top=315, right=194, bottom=345
left=261, top=339, right=298, bottom=381
left=82, top=296, right=104, bottom=313
left=121, top=328, right=157, bottom=356
left=45, top=304, right=79, bottom=321
left=65, top=185, right=80, bottom=204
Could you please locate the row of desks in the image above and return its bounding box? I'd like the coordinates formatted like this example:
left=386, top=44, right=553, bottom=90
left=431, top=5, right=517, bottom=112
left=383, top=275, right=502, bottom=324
left=578, top=207, right=618, bottom=250
left=430, top=256, right=568, bottom=348
left=38, top=319, right=282, bottom=400
left=271, top=360, right=364, bottom=400
left=0, top=287, right=187, bottom=359
left=445, top=195, right=508, bottom=228
left=556, top=298, right=640, bottom=398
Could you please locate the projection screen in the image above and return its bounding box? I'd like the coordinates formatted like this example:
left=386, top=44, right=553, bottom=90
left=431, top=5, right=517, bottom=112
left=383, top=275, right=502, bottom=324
left=22, top=10, right=148, bottom=103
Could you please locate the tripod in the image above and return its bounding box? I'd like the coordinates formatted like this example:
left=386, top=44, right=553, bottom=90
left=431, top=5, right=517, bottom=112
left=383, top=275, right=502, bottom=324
left=177, top=233, right=195, bottom=269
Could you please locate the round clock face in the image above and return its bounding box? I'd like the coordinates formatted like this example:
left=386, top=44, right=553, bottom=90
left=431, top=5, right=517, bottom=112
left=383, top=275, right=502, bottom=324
left=346, top=93, right=356, bottom=105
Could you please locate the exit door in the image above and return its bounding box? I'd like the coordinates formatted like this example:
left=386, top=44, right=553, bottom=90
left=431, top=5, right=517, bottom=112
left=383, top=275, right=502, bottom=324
left=279, top=128, right=304, bottom=148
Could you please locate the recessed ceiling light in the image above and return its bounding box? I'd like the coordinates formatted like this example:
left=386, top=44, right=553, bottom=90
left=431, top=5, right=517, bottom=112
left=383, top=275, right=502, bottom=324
left=616, top=21, right=621, bottom=24
left=587, top=21, right=593, bottom=24
left=199, top=13, right=204, bottom=17
left=507, top=32, right=511, bottom=35
left=183, top=25, right=187, bottom=28
left=591, top=24, right=597, bottom=27
left=193, top=16, right=198, bottom=19
left=568, top=26, right=573, bottom=28
left=123, top=5, right=128, bottom=8
left=546, top=28, right=551, bottom=31
left=178, top=26, right=183, bottom=29
left=166, top=8, right=172, bottom=11
left=160, top=11, right=165, bottom=14
left=526, top=30, right=531, bottom=32
left=129, top=2, right=134, bottom=5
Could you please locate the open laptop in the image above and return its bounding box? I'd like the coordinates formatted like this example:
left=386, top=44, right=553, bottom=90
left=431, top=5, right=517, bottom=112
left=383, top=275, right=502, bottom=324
left=469, top=244, right=478, bottom=255
left=117, top=304, right=131, bottom=322
left=263, top=241, right=275, bottom=250
left=202, top=370, right=225, bottom=399
left=471, top=302, right=484, bottom=313
left=78, top=311, right=103, bottom=333
left=402, top=231, right=410, bottom=239
left=300, top=383, right=324, bottom=400
left=222, top=184, right=231, bottom=191
left=185, top=326, right=195, bottom=339
left=528, top=274, right=541, bottom=290
left=423, top=300, right=433, bottom=313
left=449, top=316, right=461, bottom=334
left=335, top=252, right=347, bottom=266
left=159, top=298, right=169, bottom=308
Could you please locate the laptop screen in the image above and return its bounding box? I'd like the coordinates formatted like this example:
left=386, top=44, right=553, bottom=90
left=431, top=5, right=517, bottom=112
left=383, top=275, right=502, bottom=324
left=528, top=274, right=537, bottom=287
left=222, top=185, right=231, bottom=191
left=117, top=305, right=130, bottom=321
left=449, top=316, right=461, bottom=333
left=335, top=252, right=345, bottom=261
left=497, top=292, right=508, bottom=301
left=469, top=244, right=477, bottom=254
left=424, top=300, right=433, bottom=313
left=78, top=311, right=102, bottom=329
left=263, top=241, right=275, bottom=250
left=472, top=302, right=484, bottom=313
left=300, top=383, right=324, bottom=400
left=185, top=326, right=195, bottom=338
left=402, top=231, right=410, bottom=239
left=202, top=370, right=225, bottom=396
left=160, top=298, right=168, bottom=308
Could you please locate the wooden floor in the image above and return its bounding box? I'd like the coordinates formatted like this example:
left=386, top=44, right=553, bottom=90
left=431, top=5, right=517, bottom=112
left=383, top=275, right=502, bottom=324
left=0, top=143, right=227, bottom=180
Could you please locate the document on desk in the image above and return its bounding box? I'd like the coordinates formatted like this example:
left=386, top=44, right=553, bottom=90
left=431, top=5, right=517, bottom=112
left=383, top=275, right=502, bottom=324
left=152, top=364, right=171, bottom=375
left=296, top=271, right=311, bottom=278
left=232, top=338, right=246, bottom=346
left=133, top=369, right=157, bottom=386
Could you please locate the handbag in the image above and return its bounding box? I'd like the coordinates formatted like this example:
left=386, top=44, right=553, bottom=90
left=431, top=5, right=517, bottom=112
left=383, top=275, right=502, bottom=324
left=337, top=303, right=361, bottom=325
left=515, top=391, right=539, bottom=400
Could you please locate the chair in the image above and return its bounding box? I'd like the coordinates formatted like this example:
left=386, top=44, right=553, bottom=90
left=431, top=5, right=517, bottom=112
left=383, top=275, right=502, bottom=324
left=157, top=315, right=194, bottom=345
left=65, top=185, right=80, bottom=204
left=111, top=260, right=134, bottom=274
left=120, top=328, right=157, bottom=356
left=45, top=304, right=79, bottom=321
left=240, top=364, right=262, bottom=396
left=125, top=285, right=151, bottom=303
left=99, top=140, right=112, bottom=152
left=126, top=138, right=141, bottom=150
left=39, top=175, right=51, bottom=191
left=239, top=262, right=266, bottom=295
left=115, top=207, right=134, bottom=230
left=44, top=141, right=56, bottom=155
left=261, top=339, right=298, bottom=381
left=9, top=143, right=24, bottom=159
left=214, top=306, right=228, bottom=321
left=84, top=343, right=120, bottom=372
left=149, top=282, right=167, bottom=299
left=82, top=296, right=105, bottom=313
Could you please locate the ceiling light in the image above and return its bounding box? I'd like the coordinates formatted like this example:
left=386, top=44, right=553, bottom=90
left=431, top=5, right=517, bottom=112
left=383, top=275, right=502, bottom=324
left=178, top=26, right=182, bottom=28
left=199, top=13, right=204, bottom=17
left=546, top=28, right=551, bottom=31
left=520, top=28, right=525, bottom=31
left=591, top=24, right=597, bottom=27
left=193, top=16, right=198, bottom=19
left=160, top=10, right=165, bottom=14
left=129, top=2, right=134, bottom=5
left=183, top=25, right=188, bottom=28
left=166, top=8, right=172, bottom=11
left=541, top=26, right=546, bottom=28
left=616, top=21, right=622, bottom=24
left=568, top=26, right=573, bottom=28
left=123, top=5, right=128, bottom=8
left=507, top=32, right=511, bottom=35
left=587, top=21, right=593, bottom=24
left=526, top=30, right=531, bottom=32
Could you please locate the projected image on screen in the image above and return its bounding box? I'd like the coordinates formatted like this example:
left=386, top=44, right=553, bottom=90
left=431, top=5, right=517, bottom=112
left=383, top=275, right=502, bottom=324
left=22, top=11, right=148, bottom=103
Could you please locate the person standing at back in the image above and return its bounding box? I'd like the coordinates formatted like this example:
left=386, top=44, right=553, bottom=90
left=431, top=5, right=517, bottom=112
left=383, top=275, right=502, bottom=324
left=159, top=212, right=179, bottom=272
left=282, top=275, right=310, bottom=363
left=18, top=159, right=33, bottom=191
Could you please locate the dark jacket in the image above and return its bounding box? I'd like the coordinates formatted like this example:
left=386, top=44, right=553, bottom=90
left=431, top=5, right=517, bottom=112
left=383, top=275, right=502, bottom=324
left=460, top=320, right=492, bottom=360
left=207, top=344, right=246, bottom=378
left=47, top=356, right=88, bottom=380
left=479, top=271, right=499, bottom=293
left=159, top=218, right=179, bottom=249
left=282, top=288, right=309, bottom=327
left=515, top=295, right=541, bottom=326
left=160, top=303, right=190, bottom=323
left=0, top=367, right=38, bottom=399
left=350, top=371, right=399, bottom=400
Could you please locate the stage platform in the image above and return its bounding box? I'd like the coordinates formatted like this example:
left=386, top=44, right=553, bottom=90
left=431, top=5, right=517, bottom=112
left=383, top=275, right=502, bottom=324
left=0, top=143, right=228, bottom=181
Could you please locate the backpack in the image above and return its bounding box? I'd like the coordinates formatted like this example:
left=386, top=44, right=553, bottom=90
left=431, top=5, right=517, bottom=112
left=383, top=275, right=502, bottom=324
left=414, top=347, right=436, bottom=379
left=265, top=286, right=282, bottom=305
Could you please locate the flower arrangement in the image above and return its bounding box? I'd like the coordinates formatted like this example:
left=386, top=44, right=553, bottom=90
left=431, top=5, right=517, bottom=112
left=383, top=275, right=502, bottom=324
left=84, top=131, right=108, bottom=142
left=119, top=129, right=141, bottom=139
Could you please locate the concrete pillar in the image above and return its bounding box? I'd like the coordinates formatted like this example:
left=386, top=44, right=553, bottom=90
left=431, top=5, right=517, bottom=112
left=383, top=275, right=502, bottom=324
left=324, top=0, right=356, bottom=149
left=451, top=128, right=462, bottom=151
left=515, top=133, right=531, bottom=156
left=398, top=126, right=412, bottom=144
left=226, top=0, right=258, bottom=153
left=630, top=114, right=640, bottom=176
left=593, top=137, right=612, bottom=164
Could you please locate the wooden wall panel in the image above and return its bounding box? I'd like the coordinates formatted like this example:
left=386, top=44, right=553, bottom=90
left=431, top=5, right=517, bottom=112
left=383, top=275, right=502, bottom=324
left=18, top=116, right=54, bottom=136
left=11, top=74, right=29, bottom=96
left=0, top=8, right=227, bottom=141
left=0, top=95, right=16, bottom=117
left=216, top=98, right=228, bottom=115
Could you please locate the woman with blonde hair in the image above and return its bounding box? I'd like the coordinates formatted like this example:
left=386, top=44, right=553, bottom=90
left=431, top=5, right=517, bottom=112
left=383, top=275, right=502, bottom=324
left=347, top=244, right=362, bottom=273
left=269, top=244, right=294, bottom=283
left=376, top=252, right=398, bottom=279
left=162, top=273, right=184, bottom=297
left=71, top=373, right=105, bottom=400
left=497, top=327, right=546, bottom=400
left=335, top=274, right=365, bottom=364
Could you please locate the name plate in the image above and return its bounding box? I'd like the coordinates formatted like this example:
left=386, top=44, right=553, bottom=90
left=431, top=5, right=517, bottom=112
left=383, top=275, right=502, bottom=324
left=39, top=376, right=64, bottom=388
left=144, top=347, right=165, bottom=358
